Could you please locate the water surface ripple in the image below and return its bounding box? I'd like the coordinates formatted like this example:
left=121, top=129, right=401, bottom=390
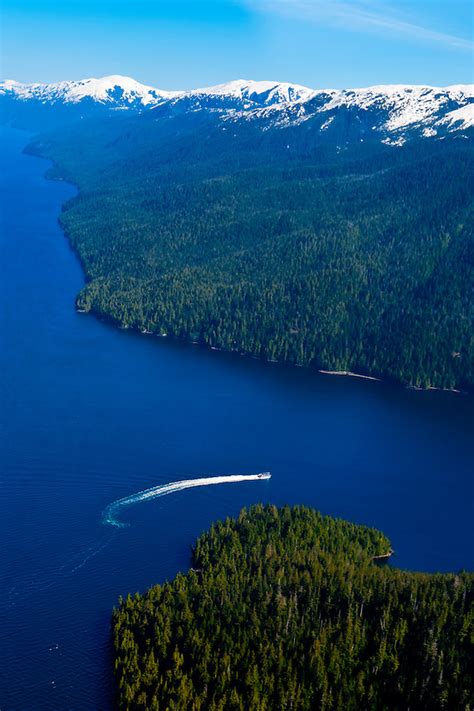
left=0, top=126, right=473, bottom=710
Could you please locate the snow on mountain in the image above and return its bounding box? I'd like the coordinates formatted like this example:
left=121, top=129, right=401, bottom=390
left=229, top=83, right=474, bottom=142
left=1, top=75, right=472, bottom=141
left=0, top=75, right=181, bottom=107
left=189, top=79, right=316, bottom=106
left=436, top=103, right=474, bottom=131
left=0, top=76, right=313, bottom=110
left=318, top=84, right=474, bottom=131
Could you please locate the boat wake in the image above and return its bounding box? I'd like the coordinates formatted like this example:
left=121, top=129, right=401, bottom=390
left=102, top=472, right=271, bottom=528
left=3, top=531, right=117, bottom=610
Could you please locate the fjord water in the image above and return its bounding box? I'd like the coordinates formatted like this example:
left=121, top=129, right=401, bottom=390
left=0, top=126, right=473, bottom=710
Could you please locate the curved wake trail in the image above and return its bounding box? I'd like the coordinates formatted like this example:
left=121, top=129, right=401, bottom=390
left=102, top=473, right=271, bottom=528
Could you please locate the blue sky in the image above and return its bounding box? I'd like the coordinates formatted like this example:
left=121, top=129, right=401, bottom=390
left=2, top=0, right=473, bottom=88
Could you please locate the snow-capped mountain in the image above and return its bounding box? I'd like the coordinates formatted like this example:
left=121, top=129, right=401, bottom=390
left=0, top=75, right=180, bottom=107
left=317, top=84, right=474, bottom=131
left=188, top=79, right=316, bottom=106
left=1, top=74, right=472, bottom=144
left=248, top=83, right=474, bottom=144
left=0, top=75, right=182, bottom=129
left=0, top=75, right=316, bottom=109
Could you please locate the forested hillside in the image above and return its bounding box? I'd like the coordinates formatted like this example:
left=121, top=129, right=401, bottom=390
left=27, top=105, right=474, bottom=390
left=113, top=505, right=474, bottom=710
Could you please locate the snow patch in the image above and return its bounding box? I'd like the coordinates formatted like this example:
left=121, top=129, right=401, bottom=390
left=382, top=136, right=406, bottom=147
left=436, top=104, right=474, bottom=130
left=320, top=115, right=335, bottom=131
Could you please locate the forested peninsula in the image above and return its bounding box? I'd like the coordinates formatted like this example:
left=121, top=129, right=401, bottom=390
left=27, top=111, right=473, bottom=391
left=113, top=505, right=473, bottom=710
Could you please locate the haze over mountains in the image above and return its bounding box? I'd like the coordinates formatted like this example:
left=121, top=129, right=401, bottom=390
left=1, top=74, right=473, bottom=144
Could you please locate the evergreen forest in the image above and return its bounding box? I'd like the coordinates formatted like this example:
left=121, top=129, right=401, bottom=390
left=29, top=111, right=474, bottom=390
left=113, top=505, right=473, bottom=710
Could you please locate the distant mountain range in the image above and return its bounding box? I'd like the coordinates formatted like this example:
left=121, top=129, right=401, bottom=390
left=1, top=74, right=473, bottom=144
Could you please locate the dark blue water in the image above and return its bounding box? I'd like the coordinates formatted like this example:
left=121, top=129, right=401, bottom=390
left=0, top=126, right=473, bottom=710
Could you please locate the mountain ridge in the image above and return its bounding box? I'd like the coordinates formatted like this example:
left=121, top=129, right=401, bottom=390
left=2, top=74, right=472, bottom=143
left=2, top=74, right=473, bottom=99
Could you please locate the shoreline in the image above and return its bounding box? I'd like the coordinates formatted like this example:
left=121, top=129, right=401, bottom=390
left=77, top=304, right=468, bottom=395
left=373, top=549, right=394, bottom=562
left=407, top=384, right=462, bottom=395
left=318, top=369, right=381, bottom=382
left=26, top=137, right=467, bottom=398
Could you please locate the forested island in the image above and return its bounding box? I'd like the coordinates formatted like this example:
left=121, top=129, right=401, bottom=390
left=25, top=105, right=473, bottom=392
left=113, top=505, right=473, bottom=710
